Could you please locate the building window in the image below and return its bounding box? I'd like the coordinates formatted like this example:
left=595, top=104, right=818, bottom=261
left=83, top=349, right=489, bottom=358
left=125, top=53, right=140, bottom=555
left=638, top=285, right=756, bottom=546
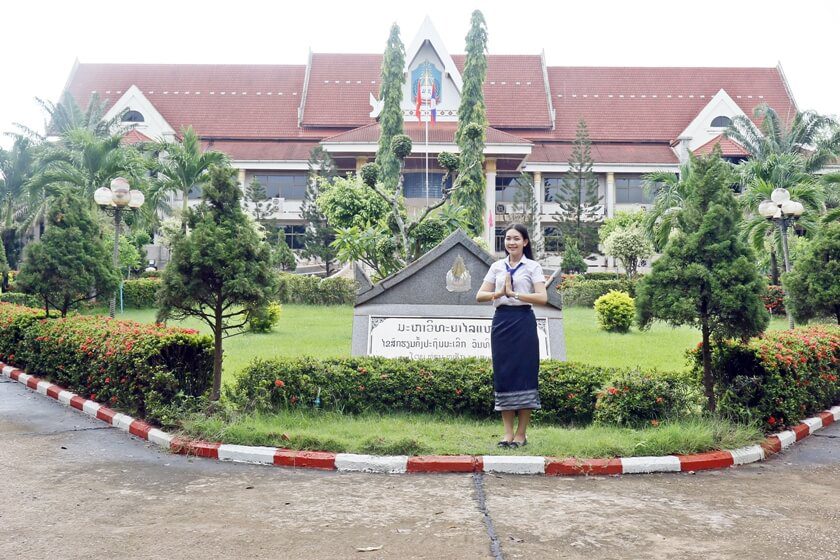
left=495, top=175, right=529, bottom=203
left=283, top=225, right=306, bottom=250
left=543, top=174, right=563, bottom=202
left=542, top=227, right=564, bottom=254
left=710, top=115, right=732, bottom=128
left=494, top=227, right=506, bottom=253
left=252, top=173, right=308, bottom=200
left=615, top=175, right=655, bottom=204
left=122, top=110, right=144, bottom=122
left=402, top=172, right=448, bottom=198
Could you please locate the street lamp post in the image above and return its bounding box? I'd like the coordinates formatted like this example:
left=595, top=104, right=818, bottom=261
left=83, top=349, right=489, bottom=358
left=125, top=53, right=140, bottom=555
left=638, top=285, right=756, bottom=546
left=94, top=177, right=145, bottom=318
left=758, top=187, right=804, bottom=330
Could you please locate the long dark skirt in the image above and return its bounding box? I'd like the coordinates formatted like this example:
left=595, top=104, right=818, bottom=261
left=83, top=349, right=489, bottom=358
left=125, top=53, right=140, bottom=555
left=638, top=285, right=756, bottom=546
left=491, top=305, right=541, bottom=411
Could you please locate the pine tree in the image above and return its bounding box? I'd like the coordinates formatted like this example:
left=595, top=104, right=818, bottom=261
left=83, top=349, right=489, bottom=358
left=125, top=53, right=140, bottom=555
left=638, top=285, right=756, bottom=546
left=552, top=119, right=603, bottom=253
left=453, top=10, right=488, bottom=236
left=636, top=152, right=770, bottom=411
left=157, top=164, right=276, bottom=400
left=16, top=191, right=119, bottom=317
left=302, top=146, right=338, bottom=275
left=375, top=23, right=406, bottom=192
left=510, top=173, right=543, bottom=257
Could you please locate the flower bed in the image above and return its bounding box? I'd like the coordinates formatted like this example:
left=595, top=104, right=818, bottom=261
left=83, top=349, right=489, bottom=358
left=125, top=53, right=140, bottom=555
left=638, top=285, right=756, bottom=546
left=696, top=325, right=840, bottom=429
left=0, top=302, right=213, bottom=424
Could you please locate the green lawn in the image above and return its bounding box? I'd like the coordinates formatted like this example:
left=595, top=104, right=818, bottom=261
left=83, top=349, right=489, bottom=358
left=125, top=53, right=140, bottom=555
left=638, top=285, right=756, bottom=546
left=96, top=305, right=787, bottom=382
left=181, top=410, right=763, bottom=457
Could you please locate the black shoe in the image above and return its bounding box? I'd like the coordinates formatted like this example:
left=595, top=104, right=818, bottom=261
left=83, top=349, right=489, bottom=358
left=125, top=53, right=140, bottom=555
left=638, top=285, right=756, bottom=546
left=497, top=440, right=511, bottom=448
left=510, top=438, right=528, bottom=448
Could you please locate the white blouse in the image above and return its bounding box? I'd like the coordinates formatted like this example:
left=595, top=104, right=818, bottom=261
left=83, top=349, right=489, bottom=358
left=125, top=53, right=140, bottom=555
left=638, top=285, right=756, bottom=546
left=482, top=256, right=545, bottom=308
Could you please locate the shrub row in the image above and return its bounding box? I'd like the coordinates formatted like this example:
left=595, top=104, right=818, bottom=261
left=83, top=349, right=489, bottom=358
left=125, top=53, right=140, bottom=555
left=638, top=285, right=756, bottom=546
left=696, top=325, right=840, bottom=430
left=0, top=292, right=43, bottom=308
left=0, top=303, right=214, bottom=425
left=559, top=276, right=637, bottom=307
left=122, top=278, right=160, bottom=308
left=227, top=356, right=692, bottom=426
left=275, top=272, right=356, bottom=305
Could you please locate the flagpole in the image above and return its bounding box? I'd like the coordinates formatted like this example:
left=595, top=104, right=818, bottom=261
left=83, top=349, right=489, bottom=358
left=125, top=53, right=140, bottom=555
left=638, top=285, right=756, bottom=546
left=425, top=111, right=429, bottom=206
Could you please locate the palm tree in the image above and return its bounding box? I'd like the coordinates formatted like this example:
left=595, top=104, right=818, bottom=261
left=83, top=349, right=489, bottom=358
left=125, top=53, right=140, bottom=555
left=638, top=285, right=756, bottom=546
left=642, top=162, right=696, bottom=251
left=17, top=93, right=125, bottom=140
left=31, top=128, right=148, bottom=199
left=738, top=153, right=825, bottom=284
left=818, top=172, right=840, bottom=224
left=0, top=135, right=42, bottom=277
left=726, top=104, right=840, bottom=173
left=149, top=126, right=228, bottom=231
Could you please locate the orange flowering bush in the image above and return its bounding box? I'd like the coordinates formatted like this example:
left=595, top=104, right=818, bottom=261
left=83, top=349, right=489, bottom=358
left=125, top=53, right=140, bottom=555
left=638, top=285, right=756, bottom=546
left=0, top=303, right=213, bottom=424
left=692, top=326, right=840, bottom=430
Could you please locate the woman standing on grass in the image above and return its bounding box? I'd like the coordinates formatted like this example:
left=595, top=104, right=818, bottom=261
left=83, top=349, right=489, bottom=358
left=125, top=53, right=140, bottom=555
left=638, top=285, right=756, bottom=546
left=476, top=224, right=547, bottom=448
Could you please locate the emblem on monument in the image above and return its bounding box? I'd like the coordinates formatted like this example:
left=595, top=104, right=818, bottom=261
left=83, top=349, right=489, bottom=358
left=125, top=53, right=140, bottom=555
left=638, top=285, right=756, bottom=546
left=446, top=254, right=471, bottom=292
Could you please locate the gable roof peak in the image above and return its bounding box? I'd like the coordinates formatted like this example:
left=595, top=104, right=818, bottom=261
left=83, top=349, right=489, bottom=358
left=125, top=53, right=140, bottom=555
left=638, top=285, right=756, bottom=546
left=405, top=15, right=463, bottom=92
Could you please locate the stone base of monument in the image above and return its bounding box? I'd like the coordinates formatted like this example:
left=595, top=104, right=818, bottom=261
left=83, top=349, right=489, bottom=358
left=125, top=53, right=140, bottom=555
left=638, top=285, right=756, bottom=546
left=351, top=229, right=566, bottom=360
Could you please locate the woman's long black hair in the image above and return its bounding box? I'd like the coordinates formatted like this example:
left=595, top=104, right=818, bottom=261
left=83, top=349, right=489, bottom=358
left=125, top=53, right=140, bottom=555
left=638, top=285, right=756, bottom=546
left=503, top=223, right=533, bottom=260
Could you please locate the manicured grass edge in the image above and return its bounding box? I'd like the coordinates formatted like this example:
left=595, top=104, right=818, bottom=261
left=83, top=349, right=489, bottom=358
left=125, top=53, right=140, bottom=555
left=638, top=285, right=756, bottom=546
left=5, top=362, right=838, bottom=476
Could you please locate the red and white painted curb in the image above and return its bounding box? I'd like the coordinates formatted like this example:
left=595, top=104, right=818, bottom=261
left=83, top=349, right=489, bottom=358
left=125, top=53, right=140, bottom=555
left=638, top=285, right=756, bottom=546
left=4, top=363, right=839, bottom=476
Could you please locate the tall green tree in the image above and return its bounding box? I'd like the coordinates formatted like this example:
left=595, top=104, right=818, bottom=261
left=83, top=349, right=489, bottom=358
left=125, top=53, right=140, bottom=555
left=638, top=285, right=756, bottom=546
left=301, top=146, right=338, bottom=275
left=453, top=10, right=488, bottom=236
left=157, top=165, right=275, bottom=401
left=783, top=222, right=840, bottom=324
left=150, top=126, right=229, bottom=232
left=16, top=190, right=119, bottom=317
left=375, top=23, right=406, bottom=192
left=551, top=119, right=603, bottom=253
left=510, top=173, right=543, bottom=257
left=636, top=152, right=769, bottom=411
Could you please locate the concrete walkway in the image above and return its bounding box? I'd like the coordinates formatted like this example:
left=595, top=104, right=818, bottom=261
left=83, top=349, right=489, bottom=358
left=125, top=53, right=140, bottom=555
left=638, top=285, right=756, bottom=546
left=1, top=377, right=839, bottom=559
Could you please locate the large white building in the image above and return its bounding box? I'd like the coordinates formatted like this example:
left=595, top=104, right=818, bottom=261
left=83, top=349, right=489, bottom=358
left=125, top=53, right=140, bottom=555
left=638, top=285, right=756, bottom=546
left=61, top=18, right=796, bottom=259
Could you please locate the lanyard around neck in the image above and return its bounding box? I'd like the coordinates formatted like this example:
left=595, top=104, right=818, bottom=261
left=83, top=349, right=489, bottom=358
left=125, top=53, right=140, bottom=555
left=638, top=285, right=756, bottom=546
left=505, top=261, right=525, bottom=291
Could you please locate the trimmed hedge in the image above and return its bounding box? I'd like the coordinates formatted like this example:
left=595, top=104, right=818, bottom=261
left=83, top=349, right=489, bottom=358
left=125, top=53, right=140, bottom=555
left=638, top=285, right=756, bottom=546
left=560, top=276, right=637, bottom=307
left=227, top=356, right=685, bottom=426
left=275, top=272, right=355, bottom=305
left=0, top=303, right=213, bottom=425
left=594, top=290, right=635, bottom=333
left=122, top=278, right=160, bottom=308
left=695, top=326, right=840, bottom=430
left=0, top=292, right=43, bottom=308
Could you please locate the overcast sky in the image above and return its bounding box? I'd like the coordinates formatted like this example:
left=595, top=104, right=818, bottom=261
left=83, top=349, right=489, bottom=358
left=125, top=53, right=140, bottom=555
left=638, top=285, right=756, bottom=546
left=3, top=0, right=838, bottom=149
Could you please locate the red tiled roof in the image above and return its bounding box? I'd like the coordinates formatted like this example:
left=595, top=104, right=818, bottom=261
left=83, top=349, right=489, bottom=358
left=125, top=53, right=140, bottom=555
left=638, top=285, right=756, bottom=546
left=321, top=122, right=530, bottom=145
left=545, top=67, right=796, bottom=142
left=452, top=55, right=553, bottom=129
left=692, top=134, right=750, bottom=157
left=299, top=54, right=382, bottom=128
left=66, top=63, right=317, bottom=139
left=202, top=140, right=318, bottom=161
left=121, top=128, right=152, bottom=145
left=529, top=143, right=678, bottom=164
left=64, top=60, right=797, bottom=154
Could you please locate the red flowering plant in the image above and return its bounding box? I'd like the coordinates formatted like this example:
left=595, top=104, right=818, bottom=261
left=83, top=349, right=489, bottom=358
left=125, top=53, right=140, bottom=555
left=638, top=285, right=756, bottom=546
left=593, top=370, right=698, bottom=427
left=761, top=285, right=786, bottom=316
left=692, top=326, right=840, bottom=431
left=0, top=303, right=213, bottom=425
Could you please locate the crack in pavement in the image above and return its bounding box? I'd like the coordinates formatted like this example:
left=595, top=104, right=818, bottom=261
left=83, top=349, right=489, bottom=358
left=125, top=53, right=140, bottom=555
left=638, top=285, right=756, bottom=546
left=472, top=472, right=504, bottom=560
left=812, top=433, right=839, bottom=439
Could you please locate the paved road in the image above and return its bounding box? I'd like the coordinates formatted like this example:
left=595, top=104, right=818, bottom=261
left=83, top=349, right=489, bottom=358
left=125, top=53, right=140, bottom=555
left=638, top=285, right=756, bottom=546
left=2, top=378, right=839, bottom=560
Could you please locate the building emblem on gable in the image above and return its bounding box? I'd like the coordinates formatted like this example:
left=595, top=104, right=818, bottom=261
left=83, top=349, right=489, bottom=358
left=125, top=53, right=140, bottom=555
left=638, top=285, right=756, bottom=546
left=411, top=60, right=442, bottom=103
